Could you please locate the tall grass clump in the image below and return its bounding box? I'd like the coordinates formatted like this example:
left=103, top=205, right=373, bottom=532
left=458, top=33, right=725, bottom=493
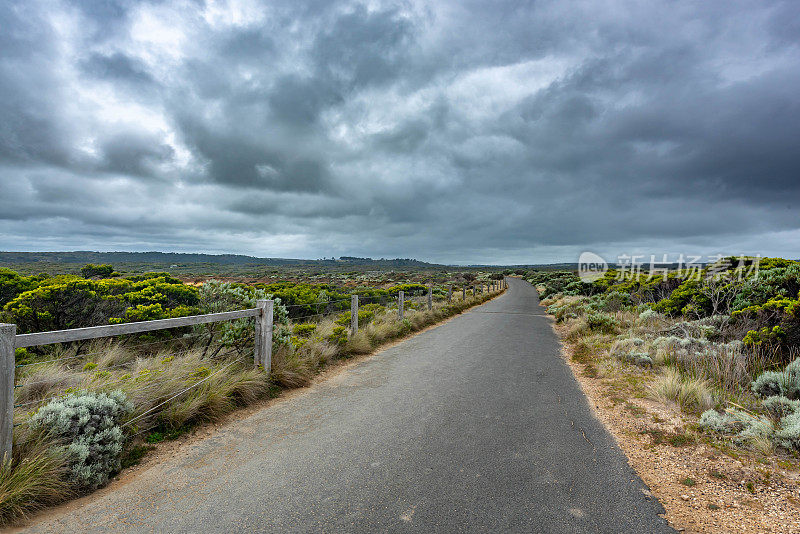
left=0, top=431, right=71, bottom=523
left=651, top=368, right=715, bottom=412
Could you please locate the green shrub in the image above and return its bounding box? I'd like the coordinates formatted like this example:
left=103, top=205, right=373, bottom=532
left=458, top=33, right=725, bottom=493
left=3, top=273, right=200, bottom=333
left=109, top=303, right=196, bottom=323
left=586, top=312, right=619, bottom=334
left=197, top=280, right=289, bottom=347
left=0, top=268, right=41, bottom=308
left=751, top=370, right=789, bottom=398
left=292, top=323, right=317, bottom=337
left=4, top=279, right=126, bottom=333
left=774, top=411, right=800, bottom=450
left=623, top=352, right=653, bottom=367
left=743, top=326, right=786, bottom=346
left=13, top=348, right=31, bottom=364
left=698, top=409, right=772, bottom=443
left=751, top=359, right=800, bottom=399
left=28, top=391, right=133, bottom=491
left=762, top=396, right=800, bottom=419
left=328, top=326, right=347, bottom=346
left=80, top=264, right=114, bottom=279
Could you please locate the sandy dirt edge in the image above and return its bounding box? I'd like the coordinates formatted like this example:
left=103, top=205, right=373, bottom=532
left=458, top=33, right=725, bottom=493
left=552, top=320, right=800, bottom=534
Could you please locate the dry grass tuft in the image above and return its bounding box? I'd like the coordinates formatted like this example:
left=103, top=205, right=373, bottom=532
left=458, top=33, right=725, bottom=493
left=345, top=331, right=373, bottom=355
left=650, top=368, right=715, bottom=412
left=0, top=429, right=72, bottom=524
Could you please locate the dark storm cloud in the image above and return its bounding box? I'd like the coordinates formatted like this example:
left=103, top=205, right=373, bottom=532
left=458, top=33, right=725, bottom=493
left=1, top=0, right=799, bottom=263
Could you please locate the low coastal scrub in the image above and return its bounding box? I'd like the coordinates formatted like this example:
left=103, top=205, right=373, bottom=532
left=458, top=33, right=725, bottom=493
left=533, top=257, right=800, bottom=458
left=0, top=265, right=503, bottom=524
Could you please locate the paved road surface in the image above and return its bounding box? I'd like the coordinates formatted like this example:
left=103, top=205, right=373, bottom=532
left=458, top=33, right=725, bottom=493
left=21, top=278, right=673, bottom=533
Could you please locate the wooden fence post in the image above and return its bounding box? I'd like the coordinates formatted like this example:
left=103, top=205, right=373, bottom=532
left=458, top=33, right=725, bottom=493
left=398, top=291, right=404, bottom=320
left=462, top=286, right=466, bottom=300
left=256, top=300, right=274, bottom=371
left=448, top=285, right=452, bottom=303
left=427, top=285, right=432, bottom=310
left=0, top=323, right=15, bottom=464
left=351, top=295, right=359, bottom=336
left=254, top=300, right=266, bottom=367
left=472, top=285, right=476, bottom=296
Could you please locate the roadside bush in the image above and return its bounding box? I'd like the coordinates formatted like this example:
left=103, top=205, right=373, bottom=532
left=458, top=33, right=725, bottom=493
left=328, top=326, right=348, bottom=346
left=751, top=358, right=800, bottom=399
left=774, top=411, right=800, bottom=450
left=621, top=352, right=653, bottom=367
left=751, top=370, right=788, bottom=398
left=609, top=338, right=651, bottom=366
left=586, top=312, right=620, bottom=334
left=638, top=308, right=663, bottom=325
left=700, top=400, right=800, bottom=452
left=197, top=280, right=289, bottom=349
left=28, top=391, right=133, bottom=491
left=699, top=409, right=756, bottom=435
left=529, top=271, right=595, bottom=299
left=292, top=323, right=317, bottom=337
left=610, top=337, right=645, bottom=354
left=652, top=336, right=682, bottom=365
left=762, top=396, right=800, bottom=419
left=546, top=296, right=590, bottom=323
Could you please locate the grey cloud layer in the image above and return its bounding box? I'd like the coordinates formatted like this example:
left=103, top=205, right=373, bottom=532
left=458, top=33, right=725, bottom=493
left=1, top=0, right=799, bottom=263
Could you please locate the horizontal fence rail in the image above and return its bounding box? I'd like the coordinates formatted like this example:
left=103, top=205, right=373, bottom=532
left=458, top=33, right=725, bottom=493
left=14, top=308, right=262, bottom=349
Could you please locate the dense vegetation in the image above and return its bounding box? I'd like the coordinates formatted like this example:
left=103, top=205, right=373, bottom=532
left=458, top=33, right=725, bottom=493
left=0, top=268, right=199, bottom=333
left=531, top=257, right=800, bottom=457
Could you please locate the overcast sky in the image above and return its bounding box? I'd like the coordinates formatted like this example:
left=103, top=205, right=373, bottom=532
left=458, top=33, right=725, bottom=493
left=1, top=0, right=798, bottom=264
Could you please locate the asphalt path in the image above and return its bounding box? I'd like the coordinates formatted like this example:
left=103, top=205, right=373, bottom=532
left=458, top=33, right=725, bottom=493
left=21, top=278, right=673, bottom=533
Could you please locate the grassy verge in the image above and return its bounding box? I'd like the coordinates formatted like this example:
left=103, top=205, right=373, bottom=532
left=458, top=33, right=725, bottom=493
left=542, top=291, right=799, bottom=451
left=539, top=289, right=800, bottom=532
left=0, top=288, right=503, bottom=525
